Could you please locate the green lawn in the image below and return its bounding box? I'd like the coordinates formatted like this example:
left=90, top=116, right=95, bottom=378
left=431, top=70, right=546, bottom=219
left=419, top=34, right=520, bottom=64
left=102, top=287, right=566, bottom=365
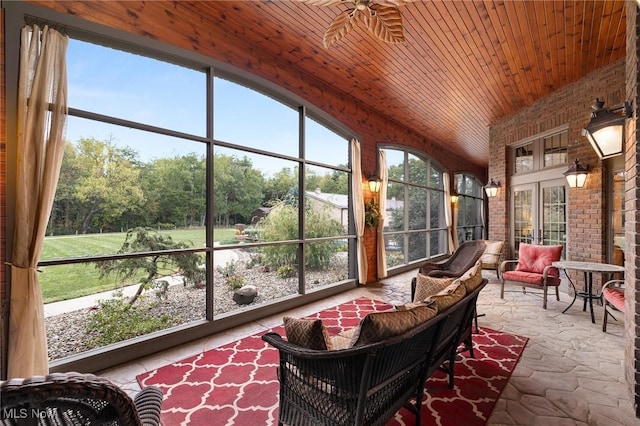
left=40, top=227, right=236, bottom=303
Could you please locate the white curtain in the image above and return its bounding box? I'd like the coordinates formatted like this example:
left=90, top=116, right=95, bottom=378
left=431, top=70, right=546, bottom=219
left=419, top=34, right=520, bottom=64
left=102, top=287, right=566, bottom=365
left=443, top=173, right=456, bottom=254
left=376, top=150, right=388, bottom=278
left=452, top=199, right=460, bottom=249
left=482, top=189, right=487, bottom=239
left=351, top=139, right=367, bottom=284
left=8, top=25, right=68, bottom=378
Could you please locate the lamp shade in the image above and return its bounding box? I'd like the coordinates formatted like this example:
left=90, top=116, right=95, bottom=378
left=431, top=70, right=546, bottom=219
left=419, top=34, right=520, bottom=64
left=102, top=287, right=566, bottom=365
left=368, top=175, right=381, bottom=193
left=484, top=179, right=499, bottom=197
left=563, top=159, right=588, bottom=188
left=583, top=99, right=630, bottom=159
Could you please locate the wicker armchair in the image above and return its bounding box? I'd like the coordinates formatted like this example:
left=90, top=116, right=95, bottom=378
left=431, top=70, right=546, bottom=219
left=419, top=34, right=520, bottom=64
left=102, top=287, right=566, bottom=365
left=0, top=372, right=163, bottom=426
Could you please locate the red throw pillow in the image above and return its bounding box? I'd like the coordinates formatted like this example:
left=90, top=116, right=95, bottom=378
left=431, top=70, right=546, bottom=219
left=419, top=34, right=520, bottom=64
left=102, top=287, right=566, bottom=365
left=516, top=243, right=563, bottom=276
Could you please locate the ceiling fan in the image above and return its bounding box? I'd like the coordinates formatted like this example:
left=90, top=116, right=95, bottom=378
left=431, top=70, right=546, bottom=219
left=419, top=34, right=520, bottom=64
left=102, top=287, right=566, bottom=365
left=298, top=0, right=412, bottom=48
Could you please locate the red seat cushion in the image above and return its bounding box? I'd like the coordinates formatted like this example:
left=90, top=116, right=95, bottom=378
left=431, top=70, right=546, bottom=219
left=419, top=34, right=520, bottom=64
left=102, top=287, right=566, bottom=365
left=515, top=243, right=563, bottom=278
left=603, top=288, right=625, bottom=311
left=502, top=270, right=561, bottom=287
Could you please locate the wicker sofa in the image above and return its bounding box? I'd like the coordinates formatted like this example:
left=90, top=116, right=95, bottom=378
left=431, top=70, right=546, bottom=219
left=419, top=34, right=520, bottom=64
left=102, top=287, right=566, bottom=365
left=262, top=279, right=487, bottom=426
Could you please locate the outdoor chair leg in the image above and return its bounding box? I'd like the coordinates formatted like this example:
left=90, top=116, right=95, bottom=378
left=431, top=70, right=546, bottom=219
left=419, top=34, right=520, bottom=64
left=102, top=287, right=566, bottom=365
left=464, top=335, right=475, bottom=359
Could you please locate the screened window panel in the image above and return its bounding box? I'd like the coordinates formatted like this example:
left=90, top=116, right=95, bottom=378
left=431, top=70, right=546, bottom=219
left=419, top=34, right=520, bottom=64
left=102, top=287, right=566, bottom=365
left=67, top=39, right=206, bottom=136
left=408, top=186, right=428, bottom=230
left=408, top=232, right=427, bottom=262
left=214, top=78, right=299, bottom=156
left=305, top=117, right=349, bottom=167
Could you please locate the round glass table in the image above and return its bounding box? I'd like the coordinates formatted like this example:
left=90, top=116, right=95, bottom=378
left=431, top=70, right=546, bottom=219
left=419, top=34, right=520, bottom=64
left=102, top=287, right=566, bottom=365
left=552, top=260, right=624, bottom=323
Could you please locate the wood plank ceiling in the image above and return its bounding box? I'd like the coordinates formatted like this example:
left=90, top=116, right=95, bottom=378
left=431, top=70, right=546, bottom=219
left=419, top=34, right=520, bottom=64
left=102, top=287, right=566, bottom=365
left=186, top=0, right=627, bottom=167
left=37, top=0, right=627, bottom=168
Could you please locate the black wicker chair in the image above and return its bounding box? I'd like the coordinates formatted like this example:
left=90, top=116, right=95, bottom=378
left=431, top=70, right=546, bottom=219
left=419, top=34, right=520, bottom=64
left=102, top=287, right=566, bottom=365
left=0, top=372, right=163, bottom=426
left=416, top=240, right=487, bottom=279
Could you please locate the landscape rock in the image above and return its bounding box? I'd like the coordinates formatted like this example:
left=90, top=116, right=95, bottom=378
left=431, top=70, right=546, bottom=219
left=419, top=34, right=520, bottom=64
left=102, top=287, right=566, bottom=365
left=233, top=285, right=258, bottom=305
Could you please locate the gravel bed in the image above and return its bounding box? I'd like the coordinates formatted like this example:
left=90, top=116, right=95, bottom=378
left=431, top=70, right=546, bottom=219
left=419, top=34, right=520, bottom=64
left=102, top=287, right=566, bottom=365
left=45, top=251, right=349, bottom=361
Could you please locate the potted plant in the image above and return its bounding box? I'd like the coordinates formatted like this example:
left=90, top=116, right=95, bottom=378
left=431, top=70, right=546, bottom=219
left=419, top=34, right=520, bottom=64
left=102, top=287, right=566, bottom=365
left=364, top=198, right=382, bottom=228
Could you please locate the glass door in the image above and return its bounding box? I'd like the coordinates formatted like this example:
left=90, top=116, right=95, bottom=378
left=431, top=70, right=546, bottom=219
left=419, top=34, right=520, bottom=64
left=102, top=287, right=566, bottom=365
left=511, top=179, right=567, bottom=257
left=541, top=181, right=567, bottom=250
left=513, top=184, right=534, bottom=250
left=609, top=168, right=624, bottom=272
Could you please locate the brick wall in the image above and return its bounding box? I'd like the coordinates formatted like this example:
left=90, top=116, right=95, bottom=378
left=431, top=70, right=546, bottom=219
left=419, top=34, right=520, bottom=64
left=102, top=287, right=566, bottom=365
left=489, top=25, right=639, bottom=412
left=488, top=59, right=625, bottom=266
left=625, top=1, right=639, bottom=415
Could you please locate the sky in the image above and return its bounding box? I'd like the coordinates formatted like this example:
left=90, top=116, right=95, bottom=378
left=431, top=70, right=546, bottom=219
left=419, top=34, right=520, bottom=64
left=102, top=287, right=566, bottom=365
left=65, top=38, right=348, bottom=177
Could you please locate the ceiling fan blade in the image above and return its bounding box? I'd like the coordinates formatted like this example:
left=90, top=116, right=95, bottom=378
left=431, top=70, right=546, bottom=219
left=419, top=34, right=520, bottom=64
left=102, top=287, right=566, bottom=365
left=365, top=5, right=405, bottom=44
left=297, top=0, right=354, bottom=7
left=323, top=9, right=359, bottom=48
left=375, top=0, right=414, bottom=6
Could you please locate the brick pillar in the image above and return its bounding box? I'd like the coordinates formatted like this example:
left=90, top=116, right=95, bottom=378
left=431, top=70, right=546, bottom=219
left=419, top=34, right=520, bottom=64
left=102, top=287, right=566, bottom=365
left=625, top=1, right=640, bottom=416
left=486, top=127, right=509, bottom=257
left=364, top=226, right=377, bottom=283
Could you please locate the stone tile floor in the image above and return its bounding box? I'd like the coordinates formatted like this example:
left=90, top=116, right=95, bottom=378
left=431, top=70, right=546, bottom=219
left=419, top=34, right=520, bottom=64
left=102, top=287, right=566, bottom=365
left=99, top=270, right=640, bottom=425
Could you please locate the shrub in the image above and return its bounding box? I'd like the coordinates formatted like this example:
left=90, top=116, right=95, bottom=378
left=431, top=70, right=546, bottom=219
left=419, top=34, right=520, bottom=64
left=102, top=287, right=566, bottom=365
left=277, top=265, right=296, bottom=279
left=258, top=203, right=343, bottom=270
left=218, top=237, right=239, bottom=245
left=245, top=253, right=263, bottom=269
left=86, top=291, right=174, bottom=347
left=386, top=251, right=404, bottom=268
left=225, top=275, right=245, bottom=290
left=216, top=260, right=237, bottom=277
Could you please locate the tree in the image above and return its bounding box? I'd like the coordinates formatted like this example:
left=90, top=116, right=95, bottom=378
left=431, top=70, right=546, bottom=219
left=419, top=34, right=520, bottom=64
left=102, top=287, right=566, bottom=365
left=305, top=168, right=322, bottom=192
left=213, top=153, right=264, bottom=225
left=95, top=227, right=204, bottom=305
left=319, top=168, right=348, bottom=194
left=58, top=137, right=145, bottom=234
left=263, top=167, right=297, bottom=204
left=141, top=154, right=206, bottom=227
left=48, top=143, right=82, bottom=235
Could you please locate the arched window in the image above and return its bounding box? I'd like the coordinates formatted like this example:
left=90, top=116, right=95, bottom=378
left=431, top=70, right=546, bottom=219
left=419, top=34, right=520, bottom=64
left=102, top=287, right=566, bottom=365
left=455, top=174, right=485, bottom=242
left=382, top=148, right=447, bottom=271
left=13, top=31, right=357, bottom=369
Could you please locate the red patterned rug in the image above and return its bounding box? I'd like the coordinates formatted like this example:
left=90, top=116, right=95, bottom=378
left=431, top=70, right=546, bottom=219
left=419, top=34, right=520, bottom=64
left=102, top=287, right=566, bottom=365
left=137, top=298, right=527, bottom=426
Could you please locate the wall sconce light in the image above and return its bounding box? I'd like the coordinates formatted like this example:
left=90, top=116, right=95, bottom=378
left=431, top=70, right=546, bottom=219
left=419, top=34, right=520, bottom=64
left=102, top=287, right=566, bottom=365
left=450, top=190, right=459, bottom=204
left=368, top=175, right=381, bottom=193
left=563, top=159, right=589, bottom=188
left=484, top=179, right=500, bottom=197
left=582, top=98, right=632, bottom=159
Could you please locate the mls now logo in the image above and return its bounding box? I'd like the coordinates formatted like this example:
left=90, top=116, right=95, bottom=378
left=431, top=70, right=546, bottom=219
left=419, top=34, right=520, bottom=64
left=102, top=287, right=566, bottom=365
left=2, top=407, right=50, bottom=420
